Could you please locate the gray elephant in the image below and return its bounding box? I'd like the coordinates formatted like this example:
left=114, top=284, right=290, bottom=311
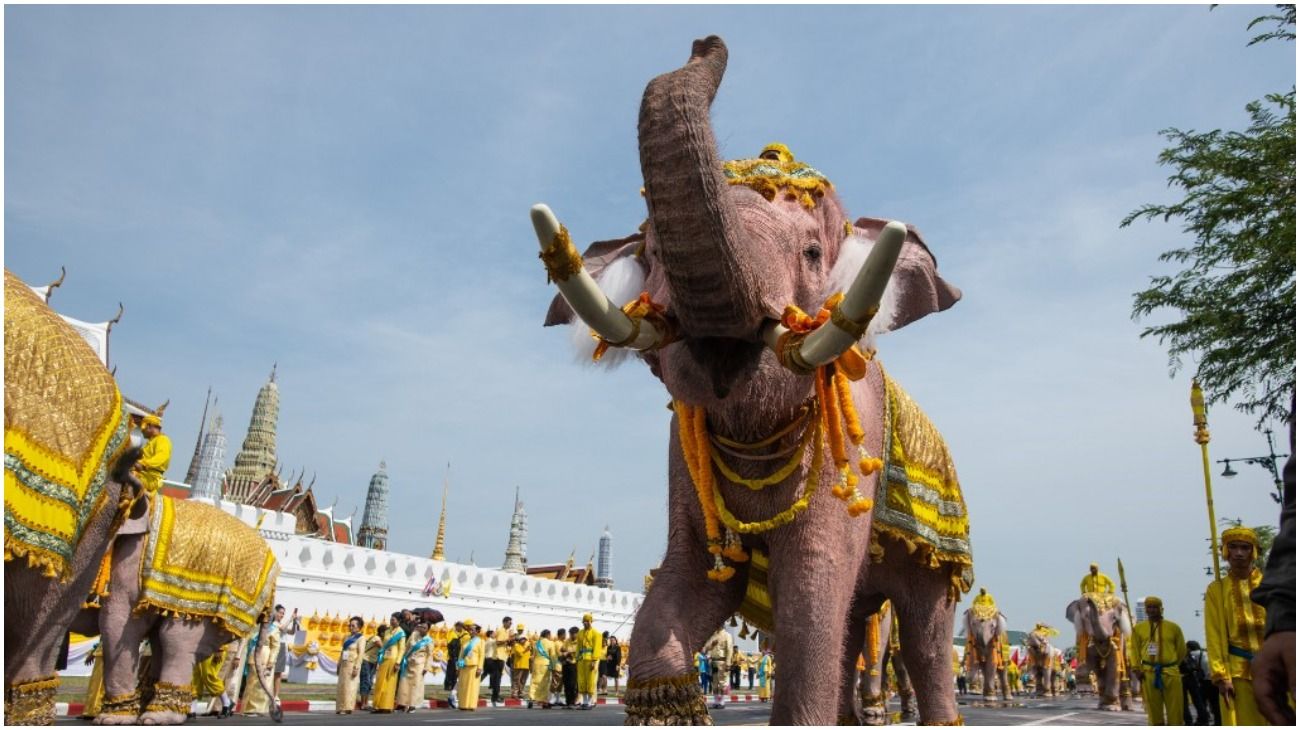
left=1065, top=594, right=1134, bottom=712
left=4, top=270, right=141, bottom=725
left=82, top=492, right=280, bottom=725
left=532, top=35, right=973, bottom=726
left=1023, top=623, right=1059, bottom=698
left=962, top=590, right=1010, bottom=703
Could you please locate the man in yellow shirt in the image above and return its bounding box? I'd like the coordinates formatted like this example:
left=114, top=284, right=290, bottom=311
left=134, top=414, right=172, bottom=493
left=1129, top=596, right=1186, bottom=726
left=1080, top=563, right=1116, bottom=594
left=1204, top=526, right=1269, bottom=726
left=510, top=633, right=532, bottom=701
left=575, top=613, right=603, bottom=710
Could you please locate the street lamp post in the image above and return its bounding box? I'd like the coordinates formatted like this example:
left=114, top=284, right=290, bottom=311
left=1217, top=428, right=1289, bottom=504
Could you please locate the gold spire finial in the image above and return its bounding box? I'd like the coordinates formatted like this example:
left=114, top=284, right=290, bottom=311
left=432, top=462, right=449, bottom=561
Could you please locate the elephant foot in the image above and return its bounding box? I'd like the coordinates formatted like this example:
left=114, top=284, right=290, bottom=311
left=93, top=713, right=141, bottom=726
left=94, top=691, right=142, bottom=725
left=138, top=710, right=187, bottom=725
left=622, top=673, right=711, bottom=725
left=861, top=705, right=887, bottom=726
left=5, top=675, right=60, bottom=726
left=837, top=713, right=862, bottom=726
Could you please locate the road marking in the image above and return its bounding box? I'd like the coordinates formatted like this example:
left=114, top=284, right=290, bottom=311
left=1021, top=711, right=1080, bottom=725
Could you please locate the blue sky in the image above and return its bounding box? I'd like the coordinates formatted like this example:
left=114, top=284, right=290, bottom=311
left=6, top=4, right=1294, bottom=643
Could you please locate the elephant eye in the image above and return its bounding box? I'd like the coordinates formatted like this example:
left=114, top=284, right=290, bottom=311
left=802, top=244, right=823, bottom=264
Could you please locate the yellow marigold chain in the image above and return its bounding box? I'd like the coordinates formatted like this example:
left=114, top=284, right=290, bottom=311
left=707, top=411, right=818, bottom=490
left=712, top=419, right=824, bottom=535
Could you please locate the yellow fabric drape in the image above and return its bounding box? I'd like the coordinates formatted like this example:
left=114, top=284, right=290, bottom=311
left=81, top=644, right=105, bottom=718
left=192, top=648, right=226, bottom=698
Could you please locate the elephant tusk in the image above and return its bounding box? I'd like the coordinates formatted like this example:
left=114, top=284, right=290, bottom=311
left=530, top=204, right=664, bottom=351
left=763, top=221, right=906, bottom=372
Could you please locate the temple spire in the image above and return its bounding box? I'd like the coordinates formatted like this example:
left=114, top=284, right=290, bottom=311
left=184, top=386, right=211, bottom=486
left=227, top=366, right=280, bottom=502
left=357, top=460, right=390, bottom=550
left=502, top=486, right=527, bottom=574
left=597, top=526, right=614, bottom=588
left=190, top=403, right=227, bottom=502
left=432, top=463, right=449, bottom=561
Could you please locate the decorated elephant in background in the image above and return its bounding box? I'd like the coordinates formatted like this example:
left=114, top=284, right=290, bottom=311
left=4, top=270, right=142, bottom=725
left=963, top=596, right=1011, bottom=702
left=533, top=35, right=972, bottom=725
left=1065, top=593, right=1133, bottom=711
left=1023, top=624, right=1059, bottom=698
left=78, top=492, right=280, bottom=725
left=856, top=600, right=915, bottom=725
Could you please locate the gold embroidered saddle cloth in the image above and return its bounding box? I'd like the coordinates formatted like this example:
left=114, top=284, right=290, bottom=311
left=138, top=495, right=279, bottom=637
left=4, top=270, right=131, bottom=581
left=871, top=367, right=973, bottom=597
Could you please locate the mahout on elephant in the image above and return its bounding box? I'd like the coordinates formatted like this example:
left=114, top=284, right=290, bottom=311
left=3, top=270, right=281, bottom=726
left=532, top=36, right=972, bottom=725
left=1066, top=592, right=1135, bottom=711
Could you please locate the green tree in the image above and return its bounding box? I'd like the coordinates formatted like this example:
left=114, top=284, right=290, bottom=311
left=1123, top=6, right=1296, bottom=426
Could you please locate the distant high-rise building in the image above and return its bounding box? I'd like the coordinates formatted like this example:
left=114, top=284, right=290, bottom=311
left=190, top=407, right=228, bottom=501
left=596, top=526, right=614, bottom=588
left=502, top=487, right=527, bottom=574
left=227, top=365, right=280, bottom=502
left=357, top=461, right=390, bottom=550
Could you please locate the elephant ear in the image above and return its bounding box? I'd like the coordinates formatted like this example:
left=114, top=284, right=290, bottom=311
left=116, top=492, right=154, bottom=536
left=826, top=217, right=961, bottom=351
left=543, top=230, right=649, bottom=367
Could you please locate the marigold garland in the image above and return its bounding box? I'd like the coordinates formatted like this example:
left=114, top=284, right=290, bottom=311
left=674, top=295, right=884, bottom=582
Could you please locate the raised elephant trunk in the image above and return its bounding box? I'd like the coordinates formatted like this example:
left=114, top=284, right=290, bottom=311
left=637, top=36, right=765, bottom=340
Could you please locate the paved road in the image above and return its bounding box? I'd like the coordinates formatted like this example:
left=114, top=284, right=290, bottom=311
left=57, top=695, right=1149, bottom=725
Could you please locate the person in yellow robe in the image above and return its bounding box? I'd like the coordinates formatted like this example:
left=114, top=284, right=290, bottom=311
left=456, top=621, right=485, bottom=711
left=336, top=616, right=364, bottom=714
left=1204, top=526, right=1269, bottom=726
left=133, top=414, right=172, bottom=493
left=191, top=647, right=225, bottom=718
left=1128, top=596, right=1186, bottom=726
left=1080, top=563, right=1116, bottom=594
left=510, top=633, right=532, bottom=700
left=370, top=613, right=406, bottom=713
left=242, top=627, right=276, bottom=716
left=757, top=648, right=774, bottom=701
left=576, top=613, right=603, bottom=709
left=528, top=630, right=555, bottom=708
left=80, top=642, right=104, bottom=719
left=1006, top=661, right=1021, bottom=697
left=395, top=621, right=432, bottom=712
left=214, top=638, right=245, bottom=718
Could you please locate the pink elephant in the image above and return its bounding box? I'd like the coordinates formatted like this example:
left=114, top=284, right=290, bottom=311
left=1066, top=594, right=1134, bottom=712
left=962, top=605, right=1011, bottom=702
left=532, top=36, right=971, bottom=725
left=4, top=270, right=141, bottom=725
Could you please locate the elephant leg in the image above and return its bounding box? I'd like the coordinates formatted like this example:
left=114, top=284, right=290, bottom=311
left=624, top=476, right=746, bottom=725
left=891, top=651, right=915, bottom=719
left=4, top=479, right=125, bottom=726
left=890, top=570, right=960, bottom=725
left=999, top=668, right=1011, bottom=701
left=838, top=596, right=874, bottom=725
left=764, top=530, right=861, bottom=726
left=138, top=619, right=221, bottom=726
left=94, top=534, right=150, bottom=726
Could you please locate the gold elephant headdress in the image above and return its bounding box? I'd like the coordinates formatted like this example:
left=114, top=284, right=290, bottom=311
left=722, top=143, right=832, bottom=210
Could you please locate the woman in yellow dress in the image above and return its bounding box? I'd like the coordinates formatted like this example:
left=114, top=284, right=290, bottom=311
left=336, top=617, right=364, bottom=714
left=395, top=622, right=432, bottom=712
left=370, top=613, right=406, bottom=713
left=242, top=627, right=275, bottom=716
left=455, top=621, right=485, bottom=711
left=528, top=629, right=555, bottom=708
left=191, top=647, right=226, bottom=718
left=80, top=642, right=104, bottom=719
